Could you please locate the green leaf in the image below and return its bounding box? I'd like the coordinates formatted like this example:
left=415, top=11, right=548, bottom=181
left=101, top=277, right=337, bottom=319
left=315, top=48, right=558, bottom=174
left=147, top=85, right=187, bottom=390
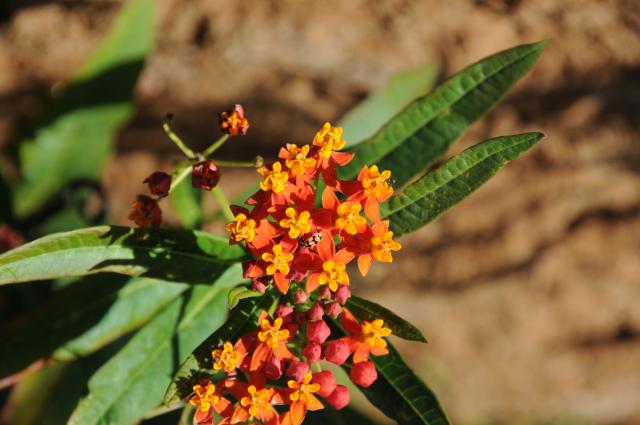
left=228, top=285, right=263, bottom=309
left=67, top=266, right=242, bottom=425
left=346, top=296, right=427, bottom=343
left=163, top=291, right=278, bottom=405
left=0, top=274, right=187, bottom=379
left=0, top=225, right=247, bottom=285
left=341, top=41, right=546, bottom=187
left=383, top=132, right=544, bottom=236
left=355, top=343, right=450, bottom=425
left=169, top=177, right=202, bottom=228
left=13, top=0, right=154, bottom=217
left=340, top=64, right=439, bottom=147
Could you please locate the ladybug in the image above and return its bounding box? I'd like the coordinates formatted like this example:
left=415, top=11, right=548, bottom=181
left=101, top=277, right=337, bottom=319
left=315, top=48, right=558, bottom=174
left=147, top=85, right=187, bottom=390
left=298, top=230, right=323, bottom=248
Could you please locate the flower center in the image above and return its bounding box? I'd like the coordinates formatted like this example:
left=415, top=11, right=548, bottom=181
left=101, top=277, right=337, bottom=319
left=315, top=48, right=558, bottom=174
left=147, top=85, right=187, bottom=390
left=313, top=122, right=346, bottom=159
left=212, top=341, right=242, bottom=372
left=362, top=319, right=392, bottom=349
left=335, top=202, right=367, bottom=235
left=319, top=259, right=349, bottom=291
left=279, top=208, right=312, bottom=239
left=189, top=383, right=219, bottom=413
left=258, top=162, right=289, bottom=194
left=262, top=244, right=294, bottom=276
left=258, top=317, right=289, bottom=348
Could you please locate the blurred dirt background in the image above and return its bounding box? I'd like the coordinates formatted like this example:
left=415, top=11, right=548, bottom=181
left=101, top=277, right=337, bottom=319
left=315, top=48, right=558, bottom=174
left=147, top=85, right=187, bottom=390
left=1, top=0, right=639, bottom=424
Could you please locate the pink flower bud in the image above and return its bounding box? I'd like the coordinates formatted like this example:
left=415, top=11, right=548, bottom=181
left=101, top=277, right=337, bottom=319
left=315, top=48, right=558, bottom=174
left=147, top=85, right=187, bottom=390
left=334, top=286, right=351, bottom=305
left=312, top=371, right=337, bottom=398
left=293, top=311, right=307, bottom=325
left=251, top=278, right=267, bottom=294
left=144, top=171, right=172, bottom=198
left=275, top=304, right=294, bottom=320
left=318, top=286, right=331, bottom=299
left=263, top=355, right=283, bottom=381
left=306, top=303, right=324, bottom=321
left=303, top=342, right=322, bottom=363
left=325, top=301, right=342, bottom=318
left=293, top=290, right=309, bottom=304
left=307, top=320, right=331, bottom=344
left=286, top=360, right=309, bottom=382
left=324, top=339, right=350, bottom=365
left=350, top=361, right=377, bottom=388
left=325, top=385, right=350, bottom=410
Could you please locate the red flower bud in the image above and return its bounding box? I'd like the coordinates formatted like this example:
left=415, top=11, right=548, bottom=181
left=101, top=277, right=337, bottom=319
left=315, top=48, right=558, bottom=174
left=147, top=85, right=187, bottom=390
left=263, top=354, right=283, bottom=381
left=306, top=303, right=324, bottom=321
left=286, top=360, right=309, bottom=382
left=324, top=339, right=350, bottom=365
left=302, top=342, right=322, bottom=363
left=325, top=301, right=342, bottom=319
left=275, top=304, right=294, bottom=321
left=293, top=290, right=309, bottom=304
left=334, top=286, right=351, bottom=305
left=325, top=385, right=350, bottom=410
left=311, top=371, right=337, bottom=398
left=192, top=161, right=221, bottom=191
left=0, top=224, right=23, bottom=253
left=128, top=195, right=162, bottom=228
left=219, top=104, right=249, bottom=136
left=143, top=171, right=172, bottom=198
left=307, top=320, right=330, bottom=344
left=350, top=361, right=377, bottom=388
left=293, top=311, right=307, bottom=325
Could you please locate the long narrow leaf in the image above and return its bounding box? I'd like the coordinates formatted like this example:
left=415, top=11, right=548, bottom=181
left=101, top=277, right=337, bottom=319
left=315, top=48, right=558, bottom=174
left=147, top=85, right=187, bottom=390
left=383, top=132, right=544, bottom=236
left=67, top=265, right=242, bottom=425
left=346, top=296, right=427, bottom=343
left=0, top=225, right=247, bottom=285
left=341, top=41, right=546, bottom=187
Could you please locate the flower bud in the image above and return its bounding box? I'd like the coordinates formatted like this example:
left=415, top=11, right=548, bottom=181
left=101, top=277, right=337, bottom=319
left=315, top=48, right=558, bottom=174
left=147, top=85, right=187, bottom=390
left=325, top=301, right=342, bottom=319
left=302, top=342, right=322, bottom=363
left=350, top=361, right=377, bottom=388
left=334, top=286, right=351, bottom=305
left=275, top=304, right=294, bottom=321
left=263, top=354, right=283, bottom=381
left=318, top=286, right=331, bottom=300
left=306, top=320, right=330, bottom=344
left=192, top=161, right=221, bottom=191
left=325, top=385, right=350, bottom=410
left=286, top=360, right=309, bottom=382
left=311, top=371, right=337, bottom=398
left=293, top=290, right=309, bottom=304
left=219, top=104, right=249, bottom=136
left=128, top=195, right=162, bottom=228
left=323, top=339, right=350, bottom=365
left=250, top=277, right=268, bottom=294
left=293, top=311, right=307, bottom=325
left=143, top=171, right=172, bottom=198
left=306, top=303, right=324, bottom=321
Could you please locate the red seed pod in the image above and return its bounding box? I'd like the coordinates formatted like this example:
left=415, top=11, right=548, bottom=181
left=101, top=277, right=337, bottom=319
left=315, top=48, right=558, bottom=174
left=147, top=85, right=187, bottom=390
left=334, top=286, right=351, bottom=305
left=286, top=360, right=309, bottom=382
left=323, top=339, right=350, bottom=365
left=325, top=385, right=350, bottom=410
left=350, top=361, right=378, bottom=388
left=325, top=301, right=342, bottom=319
left=293, top=290, right=309, bottom=304
left=306, top=303, right=324, bottom=321
left=143, top=171, right=172, bottom=198
left=191, top=161, right=221, bottom=191
left=306, top=320, right=331, bottom=344
left=302, top=342, right=322, bottom=363
left=263, top=354, right=283, bottom=381
left=128, top=195, right=162, bottom=228
left=311, top=371, right=337, bottom=398
left=219, top=104, right=249, bottom=136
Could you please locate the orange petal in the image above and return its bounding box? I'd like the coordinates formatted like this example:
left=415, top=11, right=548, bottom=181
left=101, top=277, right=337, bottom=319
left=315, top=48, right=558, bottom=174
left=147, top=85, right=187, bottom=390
left=306, top=273, right=320, bottom=292
left=231, top=406, right=249, bottom=424
left=339, top=309, right=362, bottom=336
left=289, top=400, right=307, bottom=425
left=321, top=187, right=340, bottom=210
left=307, top=394, right=324, bottom=411
left=250, top=342, right=271, bottom=371
left=371, top=220, right=389, bottom=235
left=364, top=197, right=381, bottom=223
left=335, top=248, right=355, bottom=265
left=353, top=344, right=371, bottom=364
left=274, top=272, right=290, bottom=294
left=358, top=254, right=373, bottom=277
left=333, top=151, right=354, bottom=166
left=316, top=230, right=335, bottom=261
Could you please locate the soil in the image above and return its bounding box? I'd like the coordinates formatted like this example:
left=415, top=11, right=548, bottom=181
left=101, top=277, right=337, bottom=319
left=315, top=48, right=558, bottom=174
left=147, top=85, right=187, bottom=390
left=1, top=1, right=639, bottom=424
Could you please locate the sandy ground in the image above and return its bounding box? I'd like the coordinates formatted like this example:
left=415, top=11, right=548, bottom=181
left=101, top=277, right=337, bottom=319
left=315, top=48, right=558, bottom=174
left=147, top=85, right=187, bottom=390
left=0, top=1, right=639, bottom=424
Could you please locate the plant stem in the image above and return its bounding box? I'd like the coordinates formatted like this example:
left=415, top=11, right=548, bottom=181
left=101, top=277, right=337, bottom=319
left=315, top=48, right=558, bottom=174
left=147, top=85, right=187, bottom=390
left=169, top=165, right=192, bottom=194
left=212, top=186, right=234, bottom=221
left=202, top=134, right=230, bottom=158
left=178, top=404, right=195, bottom=425
left=311, top=362, right=322, bottom=373
left=163, top=118, right=196, bottom=159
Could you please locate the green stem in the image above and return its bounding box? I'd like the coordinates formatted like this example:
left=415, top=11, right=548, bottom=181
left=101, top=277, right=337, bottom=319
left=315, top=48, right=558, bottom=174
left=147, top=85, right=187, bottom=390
left=178, top=404, right=195, bottom=425
left=169, top=165, right=192, bottom=194
left=212, top=187, right=234, bottom=221
left=163, top=118, right=196, bottom=159
left=311, top=362, right=322, bottom=373
left=202, top=134, right=230, bottom=158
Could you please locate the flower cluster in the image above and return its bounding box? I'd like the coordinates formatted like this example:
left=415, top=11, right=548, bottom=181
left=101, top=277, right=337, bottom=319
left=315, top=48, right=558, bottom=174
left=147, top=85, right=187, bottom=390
left=188, top=123, right=402, bottom=425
